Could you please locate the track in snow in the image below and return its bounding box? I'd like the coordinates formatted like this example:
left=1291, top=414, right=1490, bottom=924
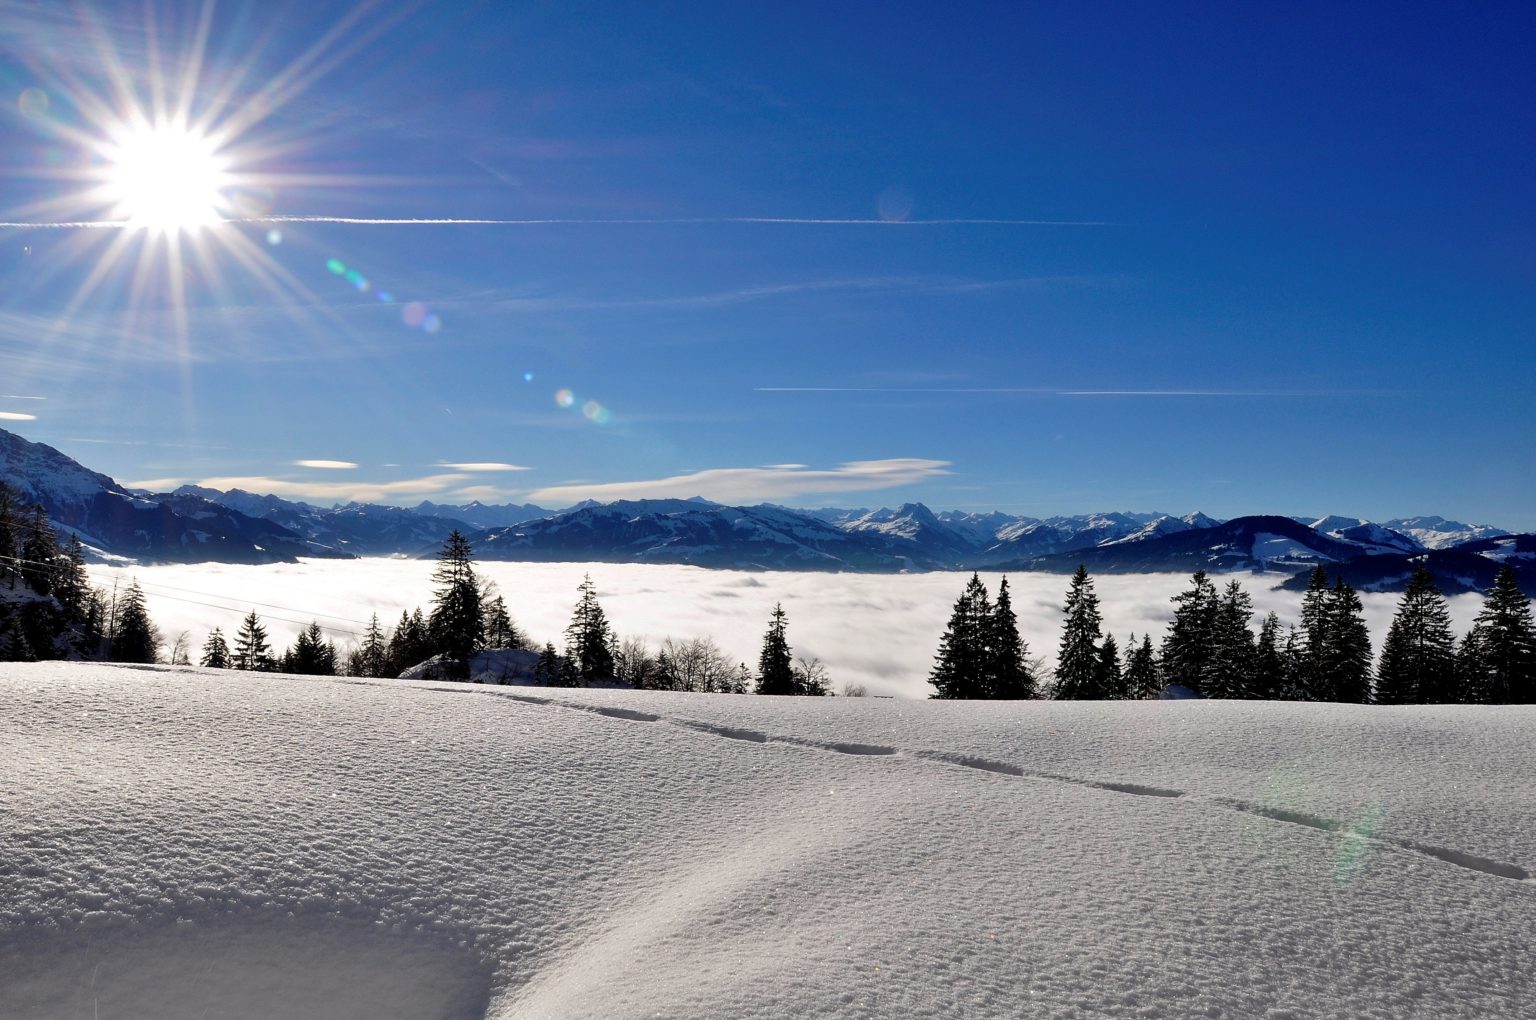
left=468, top=684, right=1535, bottom=886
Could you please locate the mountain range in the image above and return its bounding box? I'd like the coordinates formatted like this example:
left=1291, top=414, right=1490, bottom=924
left=1, top=427, right=1527, bottom=592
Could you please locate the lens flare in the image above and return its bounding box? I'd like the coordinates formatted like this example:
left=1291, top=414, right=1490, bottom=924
left=18, top=87, right=49, bottom=119
left=555, top=389, right=575, bottom=409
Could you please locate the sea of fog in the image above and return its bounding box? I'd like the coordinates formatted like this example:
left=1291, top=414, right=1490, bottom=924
left=90, top=560, right=1488, bottom=699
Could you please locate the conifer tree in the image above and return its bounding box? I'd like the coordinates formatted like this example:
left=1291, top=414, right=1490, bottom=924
left=1202, top=580, right=1256, bottom=699
left=482, top=594, right=516, bottom=650
left=1054, top=565, right=1104, bottom=699
left=563, top=574, right=615, bottom=683
left=1251, top=612, right=1286, bottom=700
left=1279, top=624, right=1308, bottom=699
left=1161, top=570, right=1218, bottom=694
left=1296, top=565, right=1332, bottom=700
left=354, top=613, right=390, bottom=678
left=54, top=535, right=90, bottom=622
left=1459, top=565, right=1536, bottom=704
left=19, top=504, right=58, bottom=596
left=929, top=573, right=991, bottom=699
left=232, top=610, right=273, bottom=671
left=387, top=608, right=433, bottom=675
left=0, top=482, right=18, bottom=590
left=284, top=621, right=337, bottom=676
left=1096, top=633, right=1122, bottom=699
left=1323, top=579, right=1373, bottom=703
left=110, top=581, right=159, bottom=664
left=200, top=627, right=231, bottom=669
left=533, top=641, right=561, bottom=685
left=429, top=530, right=483, bottom=677
left=1124, top=633, right=1161, bottom=699
left=1376, top=564, right=1458, bottom=704
left=756, top=602, right=798, bottom=695
left=988, top=577, right=1038, bottom=698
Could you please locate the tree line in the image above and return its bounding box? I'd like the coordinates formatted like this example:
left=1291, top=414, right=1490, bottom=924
left=0, top=501, right=834, bottom=696
left=7, top=487, right=1531, bottom=703
left=930, top=563, right=1536, bottom=704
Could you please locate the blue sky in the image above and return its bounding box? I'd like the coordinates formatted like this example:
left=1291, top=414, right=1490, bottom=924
left=2, top=1, right=1533, bottom=526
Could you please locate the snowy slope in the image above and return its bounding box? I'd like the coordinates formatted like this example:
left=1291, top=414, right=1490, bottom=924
left=1309, top=516, right=1425, bottom=556
left=3, top=663, right=1534, bottom=1019
left=1385, top=515, right=1510, bottom=550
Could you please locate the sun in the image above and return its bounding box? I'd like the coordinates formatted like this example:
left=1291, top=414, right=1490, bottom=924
left=102, top=118, right=233, bottom=234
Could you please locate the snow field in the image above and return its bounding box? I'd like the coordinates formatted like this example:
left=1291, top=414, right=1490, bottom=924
left=3, top=663, right=1534, bottom=1018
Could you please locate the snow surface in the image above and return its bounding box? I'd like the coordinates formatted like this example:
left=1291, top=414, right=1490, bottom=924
left=3, top=663, right=1534, bottom=1018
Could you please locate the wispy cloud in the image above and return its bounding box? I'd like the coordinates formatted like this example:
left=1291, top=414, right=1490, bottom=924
left=1, top=394, right=46, bottom=400
left=295, top=459, right=359, bottom=470
left=524, top=459, right=951, bottom=505
left=0, top=411, right=39, bottom=421
left=198, top=473, right=472, bottom=503
left=439, top=462, right=531, bottom=472
left=126, top=478, right=189, bottom=492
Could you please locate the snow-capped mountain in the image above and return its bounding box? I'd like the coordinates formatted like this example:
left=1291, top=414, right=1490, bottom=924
left=470, top=499, right=922, bottom=570
left=173, top=485, right=475, bottom=557
left=1383, top=516, right=1509, bottom=550
left=1276, top=535, right=1536, bottom=595
left=1101, top=511, right=1223, bottom=546
left=1, top=429, right=335, bottom=564
left=1009, top=515, right=1367, bottom=574
left=413, top=499, right=554, bottom=529
left=1308, top=516, right=1425, bottom=556
left=973, top=511, right=1169, bottom=563
left=839, top=502, right=979, bottom=563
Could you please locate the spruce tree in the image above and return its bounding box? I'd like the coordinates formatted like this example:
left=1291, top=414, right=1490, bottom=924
left=563, top=574, right=615, bottom=683
left=1375, top=564, right=1458, bottom=704
left=1124, top=633, right=1161, bottom=699
left=1296, top=565, right=1332, bottom=700
left=482, top=594, right=515, bottom=649
left=54, top=535, right=90, bottom=622
left=1054, top=565, right=1104, bottom=699
left=284, top=621, right=336, bottom=676
left=1252, top=612, right=1285, bottom=700
left=1161, top=570, right=1218, bottom=694
left=200, top=627, right=231, bottom=669
left=929, top=573, right=991, bottom=699
left=232, top=610, right=273, bottom=671
left=1096, top=633, right=1122, bottom=699
left=1323, top=579, right=1373, bottom=703
left=19, top=504, right=58, bottom=596
left=110, top=581, right=158, bottom=664
left=0, top=482, right=18, bottom=590
left=756, top=602, right=798, bottom=695
left=533, top=641, right=561, bottom=685
left=1460, top=565, right=1536, bottom=704
left=988, top=577, right=1038, bottom=698
left=355, top=613, right=389, bottom=678
left=1202, top=580, right=1256, bottom=699
left=428, top=530, right=483, bottom=677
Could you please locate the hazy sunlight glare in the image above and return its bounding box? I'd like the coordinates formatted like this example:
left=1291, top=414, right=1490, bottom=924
left=102, top=120, right=231, bottom=233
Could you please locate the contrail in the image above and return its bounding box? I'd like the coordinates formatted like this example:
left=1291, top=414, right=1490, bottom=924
left=0, top=215, right=1111, bottom=229
left=755, top=387, right=1353, bottom=397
